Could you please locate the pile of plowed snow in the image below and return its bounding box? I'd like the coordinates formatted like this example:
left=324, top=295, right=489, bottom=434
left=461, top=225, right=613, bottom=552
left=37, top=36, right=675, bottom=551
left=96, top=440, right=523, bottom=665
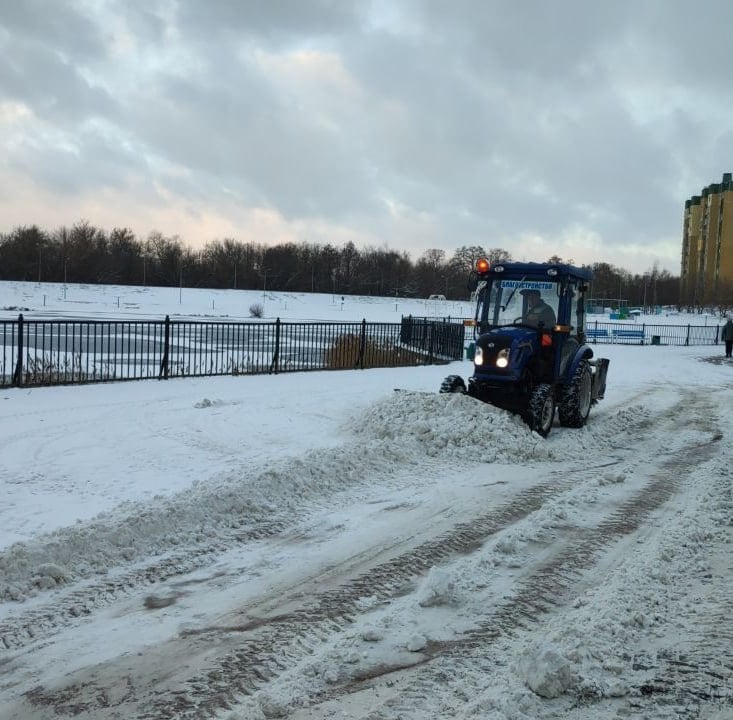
left=353, top=391, right=543, bottom=460
left=353, top=391, right=651, bottom=461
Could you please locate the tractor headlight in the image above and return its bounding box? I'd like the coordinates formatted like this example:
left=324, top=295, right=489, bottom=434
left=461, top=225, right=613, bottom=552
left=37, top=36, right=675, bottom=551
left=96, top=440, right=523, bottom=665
left=496, top=348, right=510, bottom=368
left=474, top=346, right=484, bottom=366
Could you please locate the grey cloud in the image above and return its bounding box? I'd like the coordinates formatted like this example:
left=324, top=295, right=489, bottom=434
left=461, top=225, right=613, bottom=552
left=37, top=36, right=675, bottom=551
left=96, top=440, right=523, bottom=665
left=341, top=27, right=668, bottom=238
left=112, top=3, right=169, bottom=45
left=0, top=0, right=106, bottom=59
left=4, top=0, right=733, bottom=273
left=415, top=0, right=629, bottom=74
left=0, top=37, right=117, bottom=122
left=175, top=0, right=366, bottom=44
left=5, top=121, right=150, bottom=196
left=121, top=59, right=381, bottom=220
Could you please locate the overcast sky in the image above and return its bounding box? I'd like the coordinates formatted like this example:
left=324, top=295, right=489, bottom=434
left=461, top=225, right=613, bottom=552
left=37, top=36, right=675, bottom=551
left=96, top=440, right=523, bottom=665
left=2, top=0, right=732, bottom=275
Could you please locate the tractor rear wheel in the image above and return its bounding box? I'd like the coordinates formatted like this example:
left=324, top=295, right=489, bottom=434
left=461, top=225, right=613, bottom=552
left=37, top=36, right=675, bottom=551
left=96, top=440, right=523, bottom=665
left=527, top=383, right=555, bottom=437
left=558, top=360, right=592, bottom=427
left=439, top=375, right=467, bottom=394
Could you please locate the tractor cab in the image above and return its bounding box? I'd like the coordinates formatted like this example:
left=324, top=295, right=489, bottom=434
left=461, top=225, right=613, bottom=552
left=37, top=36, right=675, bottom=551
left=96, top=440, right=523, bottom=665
left=470, top=260, right=593, bottom=379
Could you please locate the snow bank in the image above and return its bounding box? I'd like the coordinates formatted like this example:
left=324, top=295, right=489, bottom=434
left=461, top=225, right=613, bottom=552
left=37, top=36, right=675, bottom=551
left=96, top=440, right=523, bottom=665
left=0, top=391, right=653, bottom=603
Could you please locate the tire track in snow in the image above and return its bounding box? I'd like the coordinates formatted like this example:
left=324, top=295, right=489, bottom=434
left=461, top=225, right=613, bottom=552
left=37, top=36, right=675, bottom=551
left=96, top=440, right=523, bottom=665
left=16, top=430, right=693, bottom=719
left=360, top=450, right=717, bottom=719
left=18, top=477, right=581, bottom=719
left=0, top=395, right=647, bottom=652
left=302, top=392, right=730, bottom=720
left=2, top=398, right=661, bottom=719
left=0, top=517, right=291, bottom=652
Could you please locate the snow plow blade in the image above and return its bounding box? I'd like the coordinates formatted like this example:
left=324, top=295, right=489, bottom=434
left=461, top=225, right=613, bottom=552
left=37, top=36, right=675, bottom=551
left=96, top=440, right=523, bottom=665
left=590, top=357, right=610, bottom=401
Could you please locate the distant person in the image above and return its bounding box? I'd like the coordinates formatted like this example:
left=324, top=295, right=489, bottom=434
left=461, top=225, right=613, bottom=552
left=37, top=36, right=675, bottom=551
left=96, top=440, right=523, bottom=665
left=520, top=289, right=556, bottom=328
left=722, top=317, right=733, bottom=358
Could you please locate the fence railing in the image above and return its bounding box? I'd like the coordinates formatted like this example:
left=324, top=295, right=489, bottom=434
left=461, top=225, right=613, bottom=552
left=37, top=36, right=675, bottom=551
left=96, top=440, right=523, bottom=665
left=399, top=315, right=468, bottom=359
left=3, top=313, right=722, bottom=389
left=425, top=316, right=722, bottom=347
left=583, top=320, right=721, bottom=346
left=0, top=314, right=465, bottom=388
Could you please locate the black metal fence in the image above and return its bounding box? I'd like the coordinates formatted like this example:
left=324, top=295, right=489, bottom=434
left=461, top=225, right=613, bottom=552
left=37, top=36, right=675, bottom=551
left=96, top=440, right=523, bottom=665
left=583, top=320, right=721, bottom=346
left=425, top=315, right=721, bottom=347
left=1, top=314, right=465, bottom=388
left=399, top=315, right=468, bottom=359
left=406, top=315, right=725, bottom=347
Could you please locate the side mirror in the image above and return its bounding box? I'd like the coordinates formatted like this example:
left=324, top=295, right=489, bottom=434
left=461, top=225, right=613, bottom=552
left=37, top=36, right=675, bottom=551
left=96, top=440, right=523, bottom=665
left=467, top=271, right=479, bottom=292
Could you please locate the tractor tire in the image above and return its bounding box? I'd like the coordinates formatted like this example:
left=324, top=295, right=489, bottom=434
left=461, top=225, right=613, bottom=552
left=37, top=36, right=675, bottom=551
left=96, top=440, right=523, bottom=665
left=558, top=360, right=592, bottom=428
left=527, top=383, right=555, bottom=437
left=439, top=375, right=467, bottom=394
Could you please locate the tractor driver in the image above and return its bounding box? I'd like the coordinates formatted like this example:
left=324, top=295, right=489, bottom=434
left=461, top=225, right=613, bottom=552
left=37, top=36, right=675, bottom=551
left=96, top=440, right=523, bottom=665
left=520, top=288, right=556, bottom=328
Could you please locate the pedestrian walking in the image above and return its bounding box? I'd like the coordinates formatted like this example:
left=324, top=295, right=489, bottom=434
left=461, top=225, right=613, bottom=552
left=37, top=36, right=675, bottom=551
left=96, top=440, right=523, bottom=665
left=722, top=317, right=733, bottom=358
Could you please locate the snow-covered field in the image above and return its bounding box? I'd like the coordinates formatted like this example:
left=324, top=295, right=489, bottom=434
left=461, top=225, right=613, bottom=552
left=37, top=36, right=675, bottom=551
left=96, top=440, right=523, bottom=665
left=0, top=281, right=732, bottom=720
left=1, top=279, right=722, bottom=326
left=0, top=280, right=474, bottom=323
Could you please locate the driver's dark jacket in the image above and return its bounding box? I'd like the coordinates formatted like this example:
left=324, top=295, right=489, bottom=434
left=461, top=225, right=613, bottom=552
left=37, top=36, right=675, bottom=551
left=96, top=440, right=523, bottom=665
left=525, top=301, right=556, bottom=328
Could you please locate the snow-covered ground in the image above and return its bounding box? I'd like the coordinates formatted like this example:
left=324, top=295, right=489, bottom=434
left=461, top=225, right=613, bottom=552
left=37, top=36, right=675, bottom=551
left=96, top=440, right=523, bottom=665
left=0, top=281, right=732, bottom=720
left=1, top=279, right=722, bottom=325
left=0, top=280, right=474, bottom=323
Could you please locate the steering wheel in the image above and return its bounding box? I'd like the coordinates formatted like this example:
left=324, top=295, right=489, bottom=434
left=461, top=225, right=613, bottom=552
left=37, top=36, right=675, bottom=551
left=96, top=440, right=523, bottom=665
left=513, top=317, right=540, bottom=330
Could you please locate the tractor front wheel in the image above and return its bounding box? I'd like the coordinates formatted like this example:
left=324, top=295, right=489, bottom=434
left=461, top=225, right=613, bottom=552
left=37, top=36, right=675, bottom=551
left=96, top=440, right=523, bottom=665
left=439, top=375, right=467, bottom=394
left=527, top=383, right=555, bottom=437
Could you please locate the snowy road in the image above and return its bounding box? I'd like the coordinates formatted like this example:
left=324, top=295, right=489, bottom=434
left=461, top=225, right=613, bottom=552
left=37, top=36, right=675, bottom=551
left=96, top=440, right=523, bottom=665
left=1, top=348, right=732, bottom=719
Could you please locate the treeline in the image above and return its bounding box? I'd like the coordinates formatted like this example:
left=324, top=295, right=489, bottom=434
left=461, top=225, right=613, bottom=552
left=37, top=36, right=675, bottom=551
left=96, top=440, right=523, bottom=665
left=0, top=221, right=681, bottom=306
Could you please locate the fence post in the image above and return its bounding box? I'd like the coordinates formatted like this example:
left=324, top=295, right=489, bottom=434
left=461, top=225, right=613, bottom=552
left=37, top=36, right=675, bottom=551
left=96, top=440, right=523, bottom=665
left=641, top=323, right=646, bottom=345
left=356, top=319, right=366, bottom=369
left=458, top=323, right=466, bottom=360
left=12, top=313, right=23, bottom=386
left=269, top=318, right=281, bottom=374
left=686, top=324, right=690, bottom=346
left=400, top=314, right=412, bottom=345
left=427, top=322, right=435, bottom=364
left=159, top=315, right=170, bottom=379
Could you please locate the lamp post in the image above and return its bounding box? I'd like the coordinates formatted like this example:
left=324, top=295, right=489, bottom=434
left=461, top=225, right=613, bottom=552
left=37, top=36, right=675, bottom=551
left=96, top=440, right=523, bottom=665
left=618, top=275, right=623, bottom=308
left=642, top=273, right=649, bottom=312
left=258, top=266, right=271, bottom=300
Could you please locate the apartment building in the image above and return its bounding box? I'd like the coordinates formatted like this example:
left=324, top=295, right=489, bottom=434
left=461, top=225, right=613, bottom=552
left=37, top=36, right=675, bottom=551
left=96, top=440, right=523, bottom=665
left=680, top=172, right=733, bottom=307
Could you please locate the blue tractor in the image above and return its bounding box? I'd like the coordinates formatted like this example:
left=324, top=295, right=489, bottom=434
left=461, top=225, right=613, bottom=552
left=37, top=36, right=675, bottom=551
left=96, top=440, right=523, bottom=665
left=440, top=258, right=610, bottom=437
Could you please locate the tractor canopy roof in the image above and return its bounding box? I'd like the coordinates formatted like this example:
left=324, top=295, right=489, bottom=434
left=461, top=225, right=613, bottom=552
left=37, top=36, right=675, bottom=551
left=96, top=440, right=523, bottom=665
left=481, top=260, right=594, bottom=283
